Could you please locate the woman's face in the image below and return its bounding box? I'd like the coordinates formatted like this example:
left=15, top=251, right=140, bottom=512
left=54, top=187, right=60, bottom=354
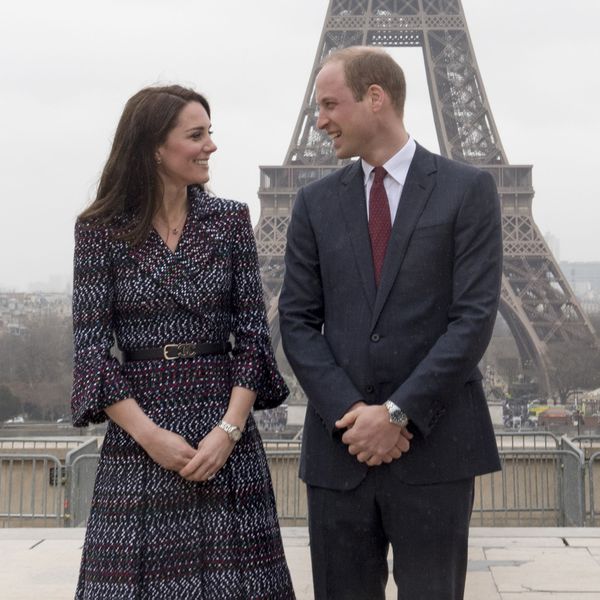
left=156, top=101, right=217, bottom=188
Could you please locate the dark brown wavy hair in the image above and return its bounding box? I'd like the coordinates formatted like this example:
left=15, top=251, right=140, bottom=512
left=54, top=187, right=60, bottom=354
left=79, top=85, right=210, bottom=246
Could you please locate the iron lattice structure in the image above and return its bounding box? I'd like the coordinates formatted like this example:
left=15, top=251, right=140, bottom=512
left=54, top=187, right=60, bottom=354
left=256, top=0, right=597, bottom=394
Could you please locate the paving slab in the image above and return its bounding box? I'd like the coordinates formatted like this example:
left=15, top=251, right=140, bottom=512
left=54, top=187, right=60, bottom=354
left=470, top=537, right=566, bottom=548
left=282, top=527, right=311, bottom=548
left=468, top=547, right=486, bottom=561
left=0, top=539, right=41, bottom=552
left=472, top=528, right=600, bottom=537
left=284, top=545, right=314, bottom=600
left=487, top=547, right=600, bottom=593
left=465, top=572, right=502, bottom=600
left=501, top=595, right=600, bottom=600
left=567, top=537, right=600, bottom=547
left=1, top=528, right=600, bottom=599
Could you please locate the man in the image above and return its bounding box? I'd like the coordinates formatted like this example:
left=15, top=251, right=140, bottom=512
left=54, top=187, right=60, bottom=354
left=278, top=47, right=502, bottom=600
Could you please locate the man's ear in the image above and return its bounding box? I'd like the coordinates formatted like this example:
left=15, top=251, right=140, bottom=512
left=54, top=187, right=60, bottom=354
left=367, top=84, right=386, bottom=112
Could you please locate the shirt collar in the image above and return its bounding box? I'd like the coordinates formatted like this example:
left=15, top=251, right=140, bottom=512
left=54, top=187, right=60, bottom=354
left=361, top=136, right=417, bottom=187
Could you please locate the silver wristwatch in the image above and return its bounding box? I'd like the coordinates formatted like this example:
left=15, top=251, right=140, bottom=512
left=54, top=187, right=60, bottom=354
left=384, top=400, right=409, bottom=428
left=218, top=420, right=242, bottom=442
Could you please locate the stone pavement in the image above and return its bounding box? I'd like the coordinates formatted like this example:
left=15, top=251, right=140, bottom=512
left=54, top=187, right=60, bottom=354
left=1, top=527, right=600, bottom=599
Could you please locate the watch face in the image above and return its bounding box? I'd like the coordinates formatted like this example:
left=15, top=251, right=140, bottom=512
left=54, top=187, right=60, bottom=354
left=219, top=421, right=242, bottom=442
left=386, top=401, right=408, bottom=428
left=391, top=411, right=404, bottom=425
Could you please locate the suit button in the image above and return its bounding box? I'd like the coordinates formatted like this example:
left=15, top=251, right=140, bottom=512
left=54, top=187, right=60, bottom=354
left=370, top=333, right=380, bottom=342
left=366, top=385, right=375, bottom=394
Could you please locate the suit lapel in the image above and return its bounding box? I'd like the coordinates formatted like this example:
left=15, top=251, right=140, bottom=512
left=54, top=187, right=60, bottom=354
left=371, top=145, right=438, bottom=329
left=338, top=162, right=377, bottom=311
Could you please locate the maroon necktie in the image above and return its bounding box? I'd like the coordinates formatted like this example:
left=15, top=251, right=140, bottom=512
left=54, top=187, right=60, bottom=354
left=368, top=166, right=391, bottom=286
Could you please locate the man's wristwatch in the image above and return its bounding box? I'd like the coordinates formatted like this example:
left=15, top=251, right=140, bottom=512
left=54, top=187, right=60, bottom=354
left=218, top=420, right=243, bottom=442
left=384, top=400, right=409, bottom=428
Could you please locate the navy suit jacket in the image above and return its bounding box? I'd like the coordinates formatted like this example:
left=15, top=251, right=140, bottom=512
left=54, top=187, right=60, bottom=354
left=279, top=144, right=502, bottom=490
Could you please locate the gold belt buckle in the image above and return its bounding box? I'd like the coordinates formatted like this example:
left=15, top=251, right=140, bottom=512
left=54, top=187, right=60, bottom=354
left=163, top=343, right=196, bottom=360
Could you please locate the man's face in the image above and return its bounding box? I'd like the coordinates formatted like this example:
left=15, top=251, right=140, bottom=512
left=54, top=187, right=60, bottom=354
left=315, top=61, right=373, bottom=160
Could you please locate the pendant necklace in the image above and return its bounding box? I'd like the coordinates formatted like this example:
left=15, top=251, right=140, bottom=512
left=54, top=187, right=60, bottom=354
left=164, top=212, right=187, bottom=239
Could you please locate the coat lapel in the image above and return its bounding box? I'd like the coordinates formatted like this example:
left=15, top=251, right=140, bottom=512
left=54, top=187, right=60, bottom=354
left=123, top=188, right=212, bottom=315
left=338, top=162, right=377, bottom=311
left=371, top=144, right=438, bottom=329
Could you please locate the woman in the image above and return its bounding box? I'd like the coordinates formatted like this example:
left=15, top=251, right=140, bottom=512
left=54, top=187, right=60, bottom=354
left=71, top=85, right=295, bottom=599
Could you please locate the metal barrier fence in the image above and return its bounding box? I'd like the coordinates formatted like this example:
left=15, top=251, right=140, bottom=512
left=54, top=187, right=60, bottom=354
left=472, top=449, right=584, bottom=527
left=495, top=432, right=560, bottom=450
left=0, top=454, right=65, bottom=527
left=67, top=454, right=100, bottom=527
left=261, top=438, right=305, bottom=524
left=0, top=435, right=596, bottom=527
left=572, top=436, right=600, bottom=454
left=266, top=435, right=584, bottom=527
left=64, top=439, right=99, bottom=527
left=588, top=452, right=600, bottom=526
left=572, top=436, right=600, bottom=525
left=0, top=437, right=98, bottom=528
left=267, top=449, right=305, bottom=526
left=268, top=436, right=591, bottom=527
left=560, top=437, right=586, bottom=526
left=267, top=445, right=586, bottom=527
left=0, top=437, right=95, bottom=451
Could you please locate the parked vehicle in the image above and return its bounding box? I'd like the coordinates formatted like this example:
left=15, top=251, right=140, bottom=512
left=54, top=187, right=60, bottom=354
left=3, top=415, right=25, bottom=424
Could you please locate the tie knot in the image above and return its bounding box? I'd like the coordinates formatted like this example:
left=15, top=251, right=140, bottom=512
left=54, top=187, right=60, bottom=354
left=373, top=166, right=387, bottom=184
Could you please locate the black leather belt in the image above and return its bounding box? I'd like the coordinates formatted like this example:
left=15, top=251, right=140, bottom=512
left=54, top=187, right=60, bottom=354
left=123, top=341, right=232, bottom=362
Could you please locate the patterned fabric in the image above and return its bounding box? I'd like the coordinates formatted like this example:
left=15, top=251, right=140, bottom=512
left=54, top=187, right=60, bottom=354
left=71, top=187, right=294, bottom=599
left=368, top=166, right=391, bottom=286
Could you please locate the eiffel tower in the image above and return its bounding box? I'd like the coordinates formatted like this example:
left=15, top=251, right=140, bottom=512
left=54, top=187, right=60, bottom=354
left=255, top=0, right=597, bottom=395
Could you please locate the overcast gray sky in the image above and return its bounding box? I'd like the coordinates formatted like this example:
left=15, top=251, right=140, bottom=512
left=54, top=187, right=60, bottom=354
left=1, top=0, right=598, bottom=292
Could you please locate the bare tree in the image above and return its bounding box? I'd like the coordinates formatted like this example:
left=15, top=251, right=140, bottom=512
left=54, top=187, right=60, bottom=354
left=0, top=385, right=21, bottom=421
left=547, top=341, right=600, bottom=404
left=0, top=315, right=72, bottom=420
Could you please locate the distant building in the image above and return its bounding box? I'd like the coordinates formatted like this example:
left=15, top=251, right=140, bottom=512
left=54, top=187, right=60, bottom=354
left=27, top=274, right=72, bottom=294
left=0, top=292, right=72, bottom=335
left=560, top=261, right=600, bottom=314
left=544, top=231, right=560, bottom=261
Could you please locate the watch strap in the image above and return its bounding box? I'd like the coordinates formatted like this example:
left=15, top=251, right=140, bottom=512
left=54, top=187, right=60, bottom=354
left=384, top=400, right=409, bottom=428
left=218, top=420, right=242, bottom=442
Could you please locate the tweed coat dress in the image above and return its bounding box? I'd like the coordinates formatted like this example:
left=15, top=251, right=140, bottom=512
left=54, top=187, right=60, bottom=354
left=71, top=186, right=295, bottom=599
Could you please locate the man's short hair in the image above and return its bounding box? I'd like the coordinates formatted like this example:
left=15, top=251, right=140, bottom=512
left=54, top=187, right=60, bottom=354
left=322, top=47, right=406, bottom=116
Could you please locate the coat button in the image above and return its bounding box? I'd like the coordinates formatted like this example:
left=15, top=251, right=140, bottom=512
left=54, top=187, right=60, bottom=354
left=370, top=333, right=380, bottom=342
left=366, top=385, right=375, bottom=394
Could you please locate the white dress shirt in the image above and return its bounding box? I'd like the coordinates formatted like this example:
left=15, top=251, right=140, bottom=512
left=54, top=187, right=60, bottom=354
left=361, top=136, right=417, bottom=224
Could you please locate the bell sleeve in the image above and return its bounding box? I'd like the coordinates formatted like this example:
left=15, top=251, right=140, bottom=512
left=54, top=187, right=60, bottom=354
left=229, top=204, right=289, bottom=410
left=71, top=219, right=133, bottom=427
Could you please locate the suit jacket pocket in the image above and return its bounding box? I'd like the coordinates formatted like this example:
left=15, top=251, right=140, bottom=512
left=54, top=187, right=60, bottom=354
left=401, top=222, right=453, bottom=275
left=410, top=222, right=452, bottom=240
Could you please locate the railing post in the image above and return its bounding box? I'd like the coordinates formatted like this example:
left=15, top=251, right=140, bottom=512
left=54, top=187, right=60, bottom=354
left=560, top=437, right=585, bottom=526
left=68, top=454, right=100, bottom=527
left=64, top=439, right=98, bottom=527
left=589, top=452, right=600, bottom=527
